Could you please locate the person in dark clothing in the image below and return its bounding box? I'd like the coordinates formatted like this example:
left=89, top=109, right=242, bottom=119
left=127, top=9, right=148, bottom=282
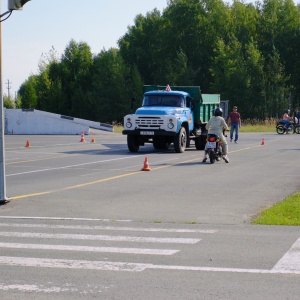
left=293, top=107, right=299, bottom=124
left=228, top=106, right=241, bottom=143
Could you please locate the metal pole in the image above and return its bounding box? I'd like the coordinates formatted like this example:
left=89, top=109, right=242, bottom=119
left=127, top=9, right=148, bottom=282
left=0, top=5, right=8, bottom=203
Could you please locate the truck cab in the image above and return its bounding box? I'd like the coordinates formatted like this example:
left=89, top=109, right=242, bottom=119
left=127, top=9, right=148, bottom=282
left=123, top=85, right=221, bottom=153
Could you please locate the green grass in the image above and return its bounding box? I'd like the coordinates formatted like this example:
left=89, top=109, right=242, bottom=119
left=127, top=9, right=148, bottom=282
left=252, top=192, right=300, bottom=226
left=113, top=125, right=123, bottom=134
left=240, top=118, right=276, bottom=133
left=240, top=124, right=275, bottom=133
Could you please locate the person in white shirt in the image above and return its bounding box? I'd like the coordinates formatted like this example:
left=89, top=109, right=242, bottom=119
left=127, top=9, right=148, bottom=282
left=282, top=109, right=293, bottom=129
left=202, top=107, right=229, bottom=163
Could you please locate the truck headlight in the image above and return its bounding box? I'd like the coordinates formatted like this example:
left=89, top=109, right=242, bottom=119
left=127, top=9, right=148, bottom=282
left=126, top=121, right=132, bottom=128
left=167, top=119, right=174, bottom=129
left=125, top=118, right=132, bottom=128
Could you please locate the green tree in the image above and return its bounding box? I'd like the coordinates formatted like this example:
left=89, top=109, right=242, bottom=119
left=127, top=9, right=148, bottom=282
left=60, top=40, right=94, bottom=118
left=14, top=94, right=22, bottom=108
left=244, top=39, right=266, bottom=118
left=16, top=0, right=300, bottom=121
left=258, top=0, right=299, bottom=107
left=119, top=9, right=165, bottom=84
left=92, top=48, right=142, bottom=123
left=18, top=75, right=39, bottom=108
left=210, top=37, right=247, bottom=104
left=264, top=46, right=290, bottom=118
left=230, top=0, right=259, bottom=47
left=36, top=47, right=63, bottom=113
left=128, top=64, right=144, bottom=111
left=162, top=0, right=231, bottom=90
left=3, top=95, right=15, bottom=108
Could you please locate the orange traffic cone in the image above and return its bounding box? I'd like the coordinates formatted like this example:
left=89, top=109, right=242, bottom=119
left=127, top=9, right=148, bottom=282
left=141, top=156, right=151, bottom=171
left=25, top=140, right=30, bottom=148
left=80, top=132, right=85, bottom=142
left=261, top=138, right=265, bottom=145
left=91, top=136, right=95, bottom=143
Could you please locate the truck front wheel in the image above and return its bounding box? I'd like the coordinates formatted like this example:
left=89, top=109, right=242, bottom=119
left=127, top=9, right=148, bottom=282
left=174, top=127, right=186, bottom=153
left=127, top=135, right=139, bottom=152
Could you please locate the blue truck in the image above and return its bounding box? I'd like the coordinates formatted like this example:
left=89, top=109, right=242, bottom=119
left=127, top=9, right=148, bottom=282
left=122, top=85, right=222, bottom=153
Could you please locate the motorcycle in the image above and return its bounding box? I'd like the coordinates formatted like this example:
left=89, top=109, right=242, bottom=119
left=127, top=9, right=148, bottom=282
left=206, top=134, right=224, bottom=164
left=276, top=121, right=300, bottom=134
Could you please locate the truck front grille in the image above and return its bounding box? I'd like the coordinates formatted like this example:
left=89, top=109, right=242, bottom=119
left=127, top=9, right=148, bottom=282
left=135, top=117, right=164, bottom=128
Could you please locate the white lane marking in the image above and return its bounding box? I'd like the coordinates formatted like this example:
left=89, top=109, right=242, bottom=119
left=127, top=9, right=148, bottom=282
left=0, top=242, right=178, bottom=255
left=149, top=264, right=300, bottom=274
left=0, top=216, right=132, bottom=222
left=6, top=155, right=179, bottom=177
left=6, top=156, right=140, bottom=176
left=0, top=232, right=200, bottom=244
left=0, top=256, right=299, bottom=274
left=0, top=223, right=218, bottom=233
left=0, top=283, right=111, bottom=293
left=272, top=237, right=300, bottom=273
left=0, top=284, right=70, bottom=293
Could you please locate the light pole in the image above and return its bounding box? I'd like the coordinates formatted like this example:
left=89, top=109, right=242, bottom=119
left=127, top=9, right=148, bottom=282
left=0, top=6, right=9, bottom=203
left=0, top=1, right=31, bottom=204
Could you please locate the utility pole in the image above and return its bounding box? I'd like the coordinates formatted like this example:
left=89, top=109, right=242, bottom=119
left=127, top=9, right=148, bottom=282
left=0, top=6, right=8, bottom=203
left=6, top=79, right=11, bottom=97
left=0, top=1, right=31, bottom=204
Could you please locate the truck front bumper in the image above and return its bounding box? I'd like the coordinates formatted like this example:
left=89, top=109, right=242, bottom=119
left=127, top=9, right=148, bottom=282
left=122, top=129, right=176, bottom=137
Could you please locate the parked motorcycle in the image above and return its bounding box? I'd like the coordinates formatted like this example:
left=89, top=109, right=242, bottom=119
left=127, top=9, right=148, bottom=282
left=276, top=121, right=300, bottom=134
left=206, top=134, right=223, bottom=164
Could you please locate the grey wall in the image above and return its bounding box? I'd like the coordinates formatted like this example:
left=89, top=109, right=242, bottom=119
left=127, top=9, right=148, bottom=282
left=5, top=109, right=113, bottom=135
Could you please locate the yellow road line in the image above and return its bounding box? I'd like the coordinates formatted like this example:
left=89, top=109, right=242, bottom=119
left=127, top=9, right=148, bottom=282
left=12, top=171, right=141, bottom=200
left=11, top=144, right=263, bottom=200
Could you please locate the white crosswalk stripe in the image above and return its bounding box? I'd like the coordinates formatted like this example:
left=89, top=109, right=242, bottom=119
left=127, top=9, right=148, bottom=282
left=0, top=231, right=200, bottom=244
left=0, top=220, right=299, bottom=277
left=272, top=237, right=300, bottom=273
left=0, top=220, right=211, bottom=293
left=0, top=222, right=217, bottom=233
left=0, top=221, right=210, bottom=265
left=0, top=242, right=179, bottom=255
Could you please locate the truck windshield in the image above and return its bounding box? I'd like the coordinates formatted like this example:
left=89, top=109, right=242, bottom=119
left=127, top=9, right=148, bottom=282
left=143, top=95, right=184, bottom=107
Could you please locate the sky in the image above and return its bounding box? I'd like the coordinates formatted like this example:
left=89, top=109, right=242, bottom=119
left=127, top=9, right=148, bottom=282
left=1, top=0, right=168, bottom=97
left=1, top=0, right=299, bottom=98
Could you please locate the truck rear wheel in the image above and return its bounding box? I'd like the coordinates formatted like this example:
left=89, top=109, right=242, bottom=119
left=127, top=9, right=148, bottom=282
left=195, top=135, right=206, bottom=150
left=200, top=135, right=207, bottom=150
left=127, top=135, right=139, bottom=152
left=174, top=127, right=186, bottom=153
left=195, top=136, right=203, bottom=150
left=186, top=136, right=191, bottom=148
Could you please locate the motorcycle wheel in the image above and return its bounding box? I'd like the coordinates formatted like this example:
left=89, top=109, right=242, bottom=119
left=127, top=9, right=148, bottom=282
left=294, top=124, right=300, bottom=134
left=276, top=125, right=285, bottom=134
left=209, top=152, right=215, bottom=164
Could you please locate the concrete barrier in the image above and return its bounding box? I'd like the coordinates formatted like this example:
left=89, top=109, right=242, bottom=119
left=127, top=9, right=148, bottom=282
left=5, top=109, right=113, bottom=135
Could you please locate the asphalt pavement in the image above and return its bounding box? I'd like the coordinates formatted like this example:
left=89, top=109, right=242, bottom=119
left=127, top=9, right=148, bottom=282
left=0, top=132, right=299, bottom=299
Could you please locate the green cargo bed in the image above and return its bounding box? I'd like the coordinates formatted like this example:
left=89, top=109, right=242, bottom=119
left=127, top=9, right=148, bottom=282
left=143, top=85, right=220, bottom=125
